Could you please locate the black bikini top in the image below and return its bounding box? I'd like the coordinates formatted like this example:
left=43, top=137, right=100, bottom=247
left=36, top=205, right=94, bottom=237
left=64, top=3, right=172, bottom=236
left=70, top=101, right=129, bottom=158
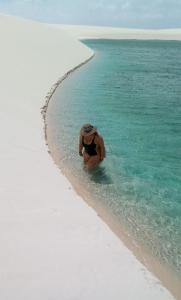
left=82, top=135, right=97, bottom=156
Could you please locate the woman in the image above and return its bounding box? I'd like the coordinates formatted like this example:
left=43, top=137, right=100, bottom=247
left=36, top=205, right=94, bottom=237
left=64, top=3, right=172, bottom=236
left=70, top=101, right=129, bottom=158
left=79, top=124, right=106, bottom=170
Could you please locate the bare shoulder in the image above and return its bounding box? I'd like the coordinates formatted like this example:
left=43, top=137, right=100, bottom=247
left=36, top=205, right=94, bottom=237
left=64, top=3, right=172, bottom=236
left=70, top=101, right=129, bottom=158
left=95, top=134, right=104, bottom=144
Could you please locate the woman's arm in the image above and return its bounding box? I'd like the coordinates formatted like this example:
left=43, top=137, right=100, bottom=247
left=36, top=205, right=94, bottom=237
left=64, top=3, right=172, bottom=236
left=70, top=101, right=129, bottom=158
left=79, top=134, right=83, bottom=156
left=96, top=135, right=106, bottom=161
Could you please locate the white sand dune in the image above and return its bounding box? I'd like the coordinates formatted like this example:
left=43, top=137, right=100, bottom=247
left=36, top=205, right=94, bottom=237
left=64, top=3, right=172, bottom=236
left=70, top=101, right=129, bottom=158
left=51, top=24, right=181, bottom=40
left=0, top=14, right=177, bottom=299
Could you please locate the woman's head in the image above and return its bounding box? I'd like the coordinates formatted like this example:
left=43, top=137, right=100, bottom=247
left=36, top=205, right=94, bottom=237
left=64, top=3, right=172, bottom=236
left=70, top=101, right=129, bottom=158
left=80, top=124, right=97, bottom=136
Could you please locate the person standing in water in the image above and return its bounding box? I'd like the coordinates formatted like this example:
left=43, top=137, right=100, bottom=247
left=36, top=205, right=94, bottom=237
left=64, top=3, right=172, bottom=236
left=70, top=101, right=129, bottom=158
left=79, top=124, right=106, bottom=170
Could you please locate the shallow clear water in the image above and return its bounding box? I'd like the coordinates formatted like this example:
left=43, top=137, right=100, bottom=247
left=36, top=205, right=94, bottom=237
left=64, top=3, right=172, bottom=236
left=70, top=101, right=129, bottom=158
left=47, top=39, right=181, bottom=277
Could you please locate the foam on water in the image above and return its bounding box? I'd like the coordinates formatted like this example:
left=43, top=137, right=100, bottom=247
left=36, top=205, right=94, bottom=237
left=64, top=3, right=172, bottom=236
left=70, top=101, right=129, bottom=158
left=47, top=40, right=181, bottom=278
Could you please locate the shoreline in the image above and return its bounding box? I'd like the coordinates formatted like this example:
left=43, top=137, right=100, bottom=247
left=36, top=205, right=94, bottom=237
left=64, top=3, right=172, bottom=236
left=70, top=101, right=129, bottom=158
left=45, top=52, right=181, bottom=299
left=51, top=156, right=181, bottom=300
left=41, top=53, right=94, bottom=140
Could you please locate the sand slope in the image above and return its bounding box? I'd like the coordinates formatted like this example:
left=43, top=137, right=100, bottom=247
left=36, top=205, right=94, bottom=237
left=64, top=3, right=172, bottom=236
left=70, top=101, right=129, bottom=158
left=0, top=15, right=175, bottom=299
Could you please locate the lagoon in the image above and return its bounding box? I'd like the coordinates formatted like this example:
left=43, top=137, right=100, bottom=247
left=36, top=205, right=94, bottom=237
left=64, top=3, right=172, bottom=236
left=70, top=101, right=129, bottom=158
left=47, top=39, right=181, bottom=281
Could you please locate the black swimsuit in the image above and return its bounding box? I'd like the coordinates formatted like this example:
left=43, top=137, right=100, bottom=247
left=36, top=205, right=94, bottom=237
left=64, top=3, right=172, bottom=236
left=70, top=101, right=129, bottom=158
left=82, top=136, right=97, bottom=156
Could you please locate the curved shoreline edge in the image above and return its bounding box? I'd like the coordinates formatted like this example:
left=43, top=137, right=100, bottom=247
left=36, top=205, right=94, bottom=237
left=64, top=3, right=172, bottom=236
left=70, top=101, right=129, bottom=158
left=41, top=54, right=95, bottom=142
left=0, top=14, right=178, bottom=300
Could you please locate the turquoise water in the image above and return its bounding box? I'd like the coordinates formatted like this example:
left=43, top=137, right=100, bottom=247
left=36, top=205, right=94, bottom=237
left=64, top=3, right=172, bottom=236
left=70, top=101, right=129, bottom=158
left=47, top=40, right=181, bottom=277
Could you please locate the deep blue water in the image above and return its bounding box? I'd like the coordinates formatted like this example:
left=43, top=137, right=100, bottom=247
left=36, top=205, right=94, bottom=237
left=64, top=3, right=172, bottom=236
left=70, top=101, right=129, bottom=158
left=47, top=39, right=181, bottom=277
